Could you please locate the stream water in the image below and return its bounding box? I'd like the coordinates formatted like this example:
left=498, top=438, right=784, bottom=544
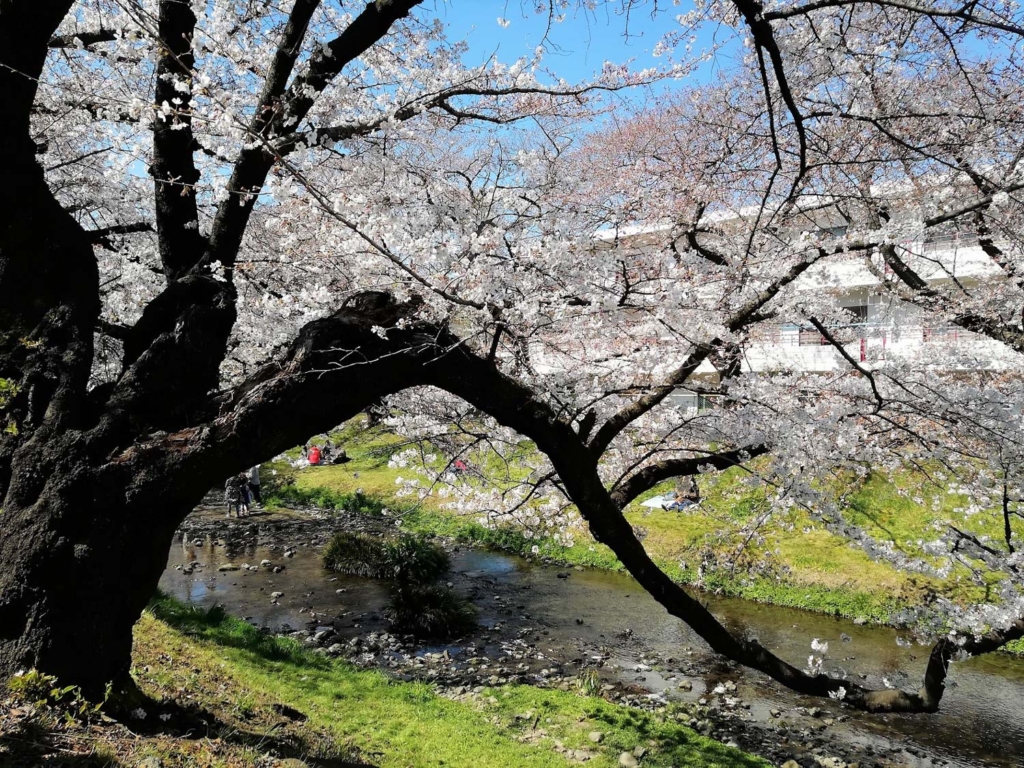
left=159, top=513, right=1024, bottom=768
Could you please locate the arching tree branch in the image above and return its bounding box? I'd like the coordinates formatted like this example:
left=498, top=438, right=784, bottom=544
left=609, top=444, right=769, bottom=509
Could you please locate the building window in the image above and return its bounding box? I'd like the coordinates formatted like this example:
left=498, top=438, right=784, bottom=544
left=923, top=229, right=978, bottom=253
left=671, top=390, right=721, bottom=412
left=842, top=305, right=869, bottom=325
left=798, top=328, right=826, bottom=346
left=697, top=394, right=718, bottom=412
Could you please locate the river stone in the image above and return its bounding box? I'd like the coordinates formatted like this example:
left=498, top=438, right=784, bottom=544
left=588, top=731, right=604, bottom=743
left=618, top=753, right=639, bottom=768
left=218, top=563, right=239, bottom=571
left=781, top=762, right=800, bottom=768
left=271, top=591, right=284, bottom=598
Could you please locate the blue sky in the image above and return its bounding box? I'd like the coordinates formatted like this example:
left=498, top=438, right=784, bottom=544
left=434, top=1, right=736, bottom=87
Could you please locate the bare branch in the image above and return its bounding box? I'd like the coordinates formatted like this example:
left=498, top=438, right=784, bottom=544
left=609, top=444, right=769, bottom=509
left=808, top=316, right=885, bottom=413
left=86, top=221, right=153, bottom=250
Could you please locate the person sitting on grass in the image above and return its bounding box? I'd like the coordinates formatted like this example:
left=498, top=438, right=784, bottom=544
left=660, top=490, right=695, bottom=512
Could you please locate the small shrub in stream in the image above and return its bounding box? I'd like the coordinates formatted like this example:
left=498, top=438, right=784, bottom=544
left=323, top=532, right=450, bottom=583
left=388, top=535, right=451, bottom=583
left=385, top=583, right=477, bottom=638
left=323, top=532, right=390, bottom=578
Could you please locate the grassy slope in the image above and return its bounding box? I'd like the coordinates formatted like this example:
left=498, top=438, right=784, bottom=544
left=265, top=419, right=1013, bottom=624
left=3, top=598, right=765, bottom=767
left=131, top=597, right=766, bottom=768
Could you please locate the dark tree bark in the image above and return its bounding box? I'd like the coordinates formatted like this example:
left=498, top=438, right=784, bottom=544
left=0, top=0, right=428, bottom=700
left=0, top=295, right=446, bottom=698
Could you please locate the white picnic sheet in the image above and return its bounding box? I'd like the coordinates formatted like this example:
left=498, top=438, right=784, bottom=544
left=640, top=494, right=696, bottom=510
left=640, top=494, right=671, bottom=508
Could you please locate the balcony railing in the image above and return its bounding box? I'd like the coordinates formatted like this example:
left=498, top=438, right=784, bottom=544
left=756, top=323, right=973, bottom=351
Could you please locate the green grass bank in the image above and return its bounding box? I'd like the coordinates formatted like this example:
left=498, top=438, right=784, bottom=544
left=263, top=418, right=1014, bottom=627
left=143, top=596, right=768, bottom=767
left=3, top=596, right=767, bottom=767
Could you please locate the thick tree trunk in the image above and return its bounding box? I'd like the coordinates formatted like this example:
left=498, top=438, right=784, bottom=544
left=0, top=295, right=441, bottom=697
left=0, top=435, right=209, bottom=699
left=0, top=500, right=183, bottom=699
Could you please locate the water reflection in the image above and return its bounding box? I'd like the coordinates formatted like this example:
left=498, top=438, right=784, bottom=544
left=161, top=532, right=1024, bottom=767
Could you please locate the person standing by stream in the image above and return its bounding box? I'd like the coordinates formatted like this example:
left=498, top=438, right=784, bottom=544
left=225, top=473, right=250, bottom=517
left=248, top=465, right=262, bottom=507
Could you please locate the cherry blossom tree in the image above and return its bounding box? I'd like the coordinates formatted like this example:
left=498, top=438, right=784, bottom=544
left=329, top=0, right=1024, bottom=713
left=0, top=0, right=665, bottom=699
left=2, top=0, right=1023, bottom=716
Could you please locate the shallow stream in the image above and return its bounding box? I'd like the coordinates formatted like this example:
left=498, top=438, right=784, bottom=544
left=160, top=513, right=1024, bottom=768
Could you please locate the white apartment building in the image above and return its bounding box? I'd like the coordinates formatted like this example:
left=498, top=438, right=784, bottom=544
left=583, top=218, right=1021, bottom=413
left=742, top=231, right=1014, bottom=375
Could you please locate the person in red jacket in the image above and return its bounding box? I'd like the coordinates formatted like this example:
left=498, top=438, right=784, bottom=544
left=308, top=444, right=321, bottom=465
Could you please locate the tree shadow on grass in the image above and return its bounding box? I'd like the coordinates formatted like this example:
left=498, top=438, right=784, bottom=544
left=2, top=723, right=372, bottom=768
left=0, top=714, right=125, bottom=767
left=133, top=596, right=376, bottom=767
left=0, top=744, right=124, bottom=768
left=587, top=705, right=768, bottom=768
left=120, top=686, right=374, bottom=768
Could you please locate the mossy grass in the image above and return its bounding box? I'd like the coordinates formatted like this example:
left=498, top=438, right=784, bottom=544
left=136, top=594, right=767, bottom=767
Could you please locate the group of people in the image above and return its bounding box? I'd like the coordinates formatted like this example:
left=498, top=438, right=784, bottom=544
left=661, top=477, right=701, bottom=512
left=225, top=465, right=262, bottom=518
left=224, top=435, right=353, bottom=517
left=301, top=438, right=348, bottom=466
